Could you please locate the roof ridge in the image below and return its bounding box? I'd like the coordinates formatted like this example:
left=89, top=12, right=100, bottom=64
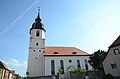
left=45, top=46, right=76, bottom=48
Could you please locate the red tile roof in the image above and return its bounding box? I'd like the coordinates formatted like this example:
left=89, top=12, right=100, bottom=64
left=44, top=46, right=90, bottom=56
left=0, top=61, right=7, bottom=69
left=109, top=35, right=120, bottom=48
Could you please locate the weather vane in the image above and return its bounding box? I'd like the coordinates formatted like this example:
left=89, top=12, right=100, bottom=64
left=38, top=7, right=40, bottom=13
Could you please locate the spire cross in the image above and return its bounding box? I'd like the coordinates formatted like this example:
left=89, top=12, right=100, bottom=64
left=37, top=7, right=41, bottom=21
left=38, top=7, right=40, bottom=13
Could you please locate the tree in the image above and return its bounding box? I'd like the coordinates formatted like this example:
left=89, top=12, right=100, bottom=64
left=15, top=74, right=22, bottom=79
left=58, top=67, right=63, bottom=75
left=88, top=50, right=106, bottom=71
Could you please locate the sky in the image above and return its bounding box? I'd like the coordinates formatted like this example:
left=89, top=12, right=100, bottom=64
left=1, top=0, right=120, bottom=77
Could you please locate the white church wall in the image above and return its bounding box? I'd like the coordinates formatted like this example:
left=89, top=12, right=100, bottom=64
left=44, top=56, right=91, bottom=76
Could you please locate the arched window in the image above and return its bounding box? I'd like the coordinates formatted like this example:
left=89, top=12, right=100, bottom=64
left=85, top=59, right=87, bottom=64
left=36, top=30, right=39, bottom=37
left=84, top=59, right=88, bottom=70
left=77, top=59, right=81, bottom=68
left=51, top=60, right=55, bottom=75
left=60, top=60, right=64, bottom=74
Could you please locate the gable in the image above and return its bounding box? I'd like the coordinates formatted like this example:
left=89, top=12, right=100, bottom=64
left=109, top=35, right=120, bottom=48
left=102, top=35, right=120, bottom=63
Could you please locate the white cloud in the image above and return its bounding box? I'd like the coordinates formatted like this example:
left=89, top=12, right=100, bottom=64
left=1, top=59, right=27, bottom=68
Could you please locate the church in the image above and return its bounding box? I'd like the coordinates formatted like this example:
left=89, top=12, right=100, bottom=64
left=27, top=11, right=92, bottom=78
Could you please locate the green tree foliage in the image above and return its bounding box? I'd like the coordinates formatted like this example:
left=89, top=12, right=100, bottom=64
left=58, top=67, right=63, bottom=75
left=88, top=50, right=106, bottom=71
left=15, top=74, right=22, bottom=79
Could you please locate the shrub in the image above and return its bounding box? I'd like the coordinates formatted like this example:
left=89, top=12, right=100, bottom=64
left=103, top=74, right=113, bottom=79
left=72, top=68, right=86, bottom=72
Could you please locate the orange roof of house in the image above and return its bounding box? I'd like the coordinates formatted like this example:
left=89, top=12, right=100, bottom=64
left=44, top=46, right=90, bottom=56
left=0, top=61, right=7, bottom=69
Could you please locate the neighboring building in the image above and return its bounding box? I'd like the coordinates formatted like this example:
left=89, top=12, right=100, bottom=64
left=0, top=61, right=7, bottom=79
left=0, top=61, right=15, bottom=79
left=27, top=11, right=92, bottom=78
left=102, top=35, right=120, bottom=77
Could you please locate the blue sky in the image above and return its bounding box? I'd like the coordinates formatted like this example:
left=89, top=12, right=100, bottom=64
left=1, top=0, right=120, bottom=76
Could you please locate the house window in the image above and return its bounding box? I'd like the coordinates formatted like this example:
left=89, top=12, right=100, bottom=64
left=114, top=48, right=120, bottom=55
left=51, top=60, right=55, bottom=75
left=77, top=59, right=81, bottom=68
left=36, top=43, right=39, bottom=46
left=60, top=60, right=64, bottom=74
left=69, top=60, right=72, bottom=63
left=111, top=63, right=117, bottom=69
left=36, top=30, right=39, bottom=37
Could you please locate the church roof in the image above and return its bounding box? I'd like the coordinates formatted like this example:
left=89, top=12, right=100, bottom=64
left=109, top=35, right=120, bottom=48
left=44, top=46, right=90, bottom=56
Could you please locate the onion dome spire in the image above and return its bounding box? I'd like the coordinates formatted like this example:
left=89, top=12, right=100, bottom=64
left=35, top=8, right=41, bottom=22
left=30, top=8, right=46, bottom=34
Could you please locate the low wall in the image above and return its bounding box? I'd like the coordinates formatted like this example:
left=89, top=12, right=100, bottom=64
left=69, top=71, right=103, bottom=79
left=24, top=75, right=58, bottom=79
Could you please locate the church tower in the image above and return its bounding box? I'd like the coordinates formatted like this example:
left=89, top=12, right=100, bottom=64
left=27, top=10, right=45, bottom=77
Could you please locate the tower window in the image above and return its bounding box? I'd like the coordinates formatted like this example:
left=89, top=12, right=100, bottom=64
left=36, top=57, right=37, bottom=60
left=33, top=50, right=35, bottom=52
left=36, top=43, right=39, bottom=46
left=36, top=30, right=39, bottom=37
left=39, top=50, right=41, bottom=52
